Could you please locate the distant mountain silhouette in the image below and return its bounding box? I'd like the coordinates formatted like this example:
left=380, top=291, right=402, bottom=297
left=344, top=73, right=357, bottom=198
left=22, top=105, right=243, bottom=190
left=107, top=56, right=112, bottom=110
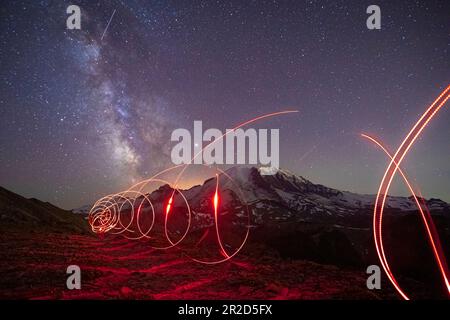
left=0, top=186, right=89, bottom=234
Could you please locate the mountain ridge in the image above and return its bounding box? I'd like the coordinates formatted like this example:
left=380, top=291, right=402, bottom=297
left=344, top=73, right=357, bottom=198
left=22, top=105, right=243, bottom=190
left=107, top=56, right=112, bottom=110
left=72, top=166, right=450, bottom=218
left=0, top=186, right=90, bottom=233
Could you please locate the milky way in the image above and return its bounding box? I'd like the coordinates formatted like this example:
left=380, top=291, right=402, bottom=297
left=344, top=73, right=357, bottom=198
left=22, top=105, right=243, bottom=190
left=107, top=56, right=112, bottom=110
left=0, top=0, right=449, bottom=208
left=67, top=15, right=177, bottom=182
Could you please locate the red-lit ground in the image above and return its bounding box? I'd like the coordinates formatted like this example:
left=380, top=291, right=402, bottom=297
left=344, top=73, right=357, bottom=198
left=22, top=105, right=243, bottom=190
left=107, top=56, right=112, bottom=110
left=0, top=230, right=390, bottom=300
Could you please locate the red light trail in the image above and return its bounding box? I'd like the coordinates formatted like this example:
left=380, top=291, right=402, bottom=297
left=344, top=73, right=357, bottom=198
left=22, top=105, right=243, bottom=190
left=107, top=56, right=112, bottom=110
left=89, top=110, right=297, bottom=264
left=363, top=85, right=450, bottom=300
left=89, top=84, right=450, bottom=297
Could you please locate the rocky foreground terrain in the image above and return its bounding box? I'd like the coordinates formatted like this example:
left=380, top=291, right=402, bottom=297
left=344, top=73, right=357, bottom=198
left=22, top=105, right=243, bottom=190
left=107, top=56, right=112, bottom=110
left=1, top=167, right=449, bottom=299
left=0, top=230, right=390, bottom=299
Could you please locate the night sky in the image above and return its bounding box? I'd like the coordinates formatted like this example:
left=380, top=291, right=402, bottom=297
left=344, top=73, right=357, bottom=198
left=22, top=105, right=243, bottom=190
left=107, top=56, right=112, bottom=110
left=0, top=0, right=449, bottom=209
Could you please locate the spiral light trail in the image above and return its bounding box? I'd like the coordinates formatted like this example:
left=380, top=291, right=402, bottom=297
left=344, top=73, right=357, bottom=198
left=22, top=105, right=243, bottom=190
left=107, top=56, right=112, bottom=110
left=89, top=110, right=298, bottom=264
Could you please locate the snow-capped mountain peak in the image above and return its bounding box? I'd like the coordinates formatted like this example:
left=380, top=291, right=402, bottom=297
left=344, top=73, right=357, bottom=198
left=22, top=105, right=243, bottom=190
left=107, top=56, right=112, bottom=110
left=73, top=166, right=450, bottom=224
